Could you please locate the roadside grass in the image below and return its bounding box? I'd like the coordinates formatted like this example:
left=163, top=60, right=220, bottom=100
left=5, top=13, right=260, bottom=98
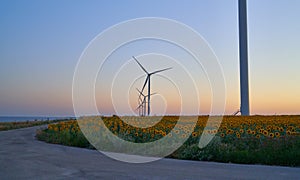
left=36, top=115, right=300, bottom=167
left=170, top=135, right=300, bottom=167
left=36, top=121, right=93, bottom=149
left=0, top=119, right=73, bottom=131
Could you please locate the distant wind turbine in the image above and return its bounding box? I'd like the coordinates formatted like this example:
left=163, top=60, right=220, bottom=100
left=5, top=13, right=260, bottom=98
left=133, top=56, right=172, bottom=116
left=136, top=93, right=144, bottom=116
left=136, top=88, right=156, bottom=116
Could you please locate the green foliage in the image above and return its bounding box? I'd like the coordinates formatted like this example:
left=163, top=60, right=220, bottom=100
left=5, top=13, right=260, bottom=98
left=36, top=128, right=94, bottom=149
left=170, top=136, right=300, bottom=166
left=0, top=119, right=71, bottom=131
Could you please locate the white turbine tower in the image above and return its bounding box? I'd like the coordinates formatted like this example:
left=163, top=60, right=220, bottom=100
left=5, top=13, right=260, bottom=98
left=239, top=0, right=250, bottom=116
left=133, top=56, right=172, bottom=116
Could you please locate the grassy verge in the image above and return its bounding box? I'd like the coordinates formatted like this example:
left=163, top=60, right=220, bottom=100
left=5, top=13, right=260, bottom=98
left=36, top=120, right=94, bottom=149
left=36, top=116, right=300, bottom=166
left=0, top=119, right=73, bottom=131
left=170, top=135, right=300, bottom=166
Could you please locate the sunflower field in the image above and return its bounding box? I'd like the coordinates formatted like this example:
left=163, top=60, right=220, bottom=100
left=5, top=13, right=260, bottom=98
left=36, top=115, right=300, bottom=166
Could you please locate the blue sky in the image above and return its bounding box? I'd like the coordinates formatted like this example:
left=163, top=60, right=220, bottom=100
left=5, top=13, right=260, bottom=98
left=0, top=0, right=299, bottom=116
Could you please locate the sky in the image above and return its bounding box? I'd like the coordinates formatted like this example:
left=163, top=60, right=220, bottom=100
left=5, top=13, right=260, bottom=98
left=0, top=0, right=299, bottom=116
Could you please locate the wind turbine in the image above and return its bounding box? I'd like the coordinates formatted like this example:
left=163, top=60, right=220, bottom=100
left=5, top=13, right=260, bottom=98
left=136, top=88, right=146, bottom=116
left=136, top=88, right=156, bottom=116
left=136, top=94, right=144, bottom=116
left=238, top=0, right=250, bottom=116
left=133, top=56, right=172, bottom=116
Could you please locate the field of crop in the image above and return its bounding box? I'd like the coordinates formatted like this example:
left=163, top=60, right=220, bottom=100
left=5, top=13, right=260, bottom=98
left=36, top=115, right=300, bottom=166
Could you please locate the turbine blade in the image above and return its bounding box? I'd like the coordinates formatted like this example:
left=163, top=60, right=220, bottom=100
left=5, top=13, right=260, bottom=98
left=141, top=76, right=149, bottom=93
left=136, top=88, right=143, bottom=95
left=136, top=104, right=142, bottom=110
left=133, top=56, right=148, bottom=74
left=150, top=67, right=172, bottom=75
left=136, top=88, right=145, bottom=100
left=146, top=92, right=157, bottom=97
left=136, top=100, right=144, bottom=109
left=150, top=92, right=157, bottom=96
left=138, top=95, right=142, bottom=102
